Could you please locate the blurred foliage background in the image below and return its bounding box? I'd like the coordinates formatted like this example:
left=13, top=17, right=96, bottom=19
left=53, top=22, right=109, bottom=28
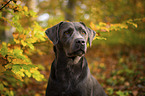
left=0, top=0, right=145, bottom=96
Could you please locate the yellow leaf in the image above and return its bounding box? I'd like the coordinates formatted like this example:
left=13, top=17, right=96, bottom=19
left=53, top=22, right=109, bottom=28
left=23, top=6, right=28, bottom=12
left=0, top=65, right=6, bottom=73
left=20, top=68, right=25, bottom=72
left=8, top=43, right=11, bottom=46
left=99, top=63, right=105, bottom=68
left=13, top=32, right=19, bottom=39
left=0, top=83, right=4, bottom=91
left=14, top=39, right=20, bottom=44
left=14, top=74, right=23, bottom=81
left=16, top=71, right=25, bottom=77
left=12, top=59, right=28, bottom=64
left=133, top=23, right=138, bottom=28
left=90, top=22, right=96, bottom=30
left=21, top=40, right=27, bottom=46
left=35, top=93, right=41, bottom=96
left=99, top=22, right=107, bottom=26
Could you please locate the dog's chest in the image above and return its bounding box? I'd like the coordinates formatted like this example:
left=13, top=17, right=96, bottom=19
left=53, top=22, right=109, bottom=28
left=59, top=79, right=92, bottom=96
left=56, top=59, right=84, bottom=81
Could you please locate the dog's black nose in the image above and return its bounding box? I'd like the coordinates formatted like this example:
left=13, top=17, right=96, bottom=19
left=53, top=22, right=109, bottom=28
left=75, top=39, right=85, bottom=45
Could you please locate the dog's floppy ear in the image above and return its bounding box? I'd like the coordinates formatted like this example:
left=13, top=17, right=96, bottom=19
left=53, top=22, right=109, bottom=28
left=87, top=28, right=96, bottom=46
left=45, top=22, right=63, bottom=45
left=80, top=22, right=96, bottom=46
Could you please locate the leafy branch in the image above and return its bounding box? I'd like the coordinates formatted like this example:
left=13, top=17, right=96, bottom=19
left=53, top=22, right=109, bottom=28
left=0, top=0, right=12, bottom=10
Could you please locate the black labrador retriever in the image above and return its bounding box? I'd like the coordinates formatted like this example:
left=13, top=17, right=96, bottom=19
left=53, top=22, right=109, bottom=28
left=45, top=22, right=107, bottom=96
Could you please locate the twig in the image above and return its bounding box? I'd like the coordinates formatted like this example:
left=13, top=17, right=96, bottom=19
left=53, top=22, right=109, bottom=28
left=0, top=0, right=12, bottom=10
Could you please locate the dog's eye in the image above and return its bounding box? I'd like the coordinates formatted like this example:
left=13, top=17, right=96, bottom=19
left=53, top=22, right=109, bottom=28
left=80, top=30, right=86, bottom=35
left=64, top=31, right=70, bottom=34
left=64, top=28, right=73, bottom=36
left=64, top=31, right=70, bottom=35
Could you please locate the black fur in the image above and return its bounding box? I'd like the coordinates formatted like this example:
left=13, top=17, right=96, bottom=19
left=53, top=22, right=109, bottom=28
left=45, top=22, right=107, bottom=96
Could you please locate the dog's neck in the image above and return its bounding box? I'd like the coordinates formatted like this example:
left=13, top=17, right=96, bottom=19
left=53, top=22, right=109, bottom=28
left=52, top=46, right=87, bottom=82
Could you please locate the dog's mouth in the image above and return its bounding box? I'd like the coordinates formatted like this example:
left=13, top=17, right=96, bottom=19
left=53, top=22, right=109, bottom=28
left=67, top=49, right=85, bottom=57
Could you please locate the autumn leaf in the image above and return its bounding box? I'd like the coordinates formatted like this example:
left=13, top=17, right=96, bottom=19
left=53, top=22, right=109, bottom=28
left=0, top=42, right=8, bottom=57
left=90, top=22, right=97, bottom=30
left=23, top=6, right=28, bottom=12
left=13, top=32, right=19, bottom=39
left=0, top=65, right=6, bottom=73
left=27, top=43, right=34, bottom=50
left=12, top=64, right=21, bottom=73
left=0, top=83, right=4, bottom=91
left=21, top=40, right=27, bottom=46
left=132, top=90, right=138, bottom=96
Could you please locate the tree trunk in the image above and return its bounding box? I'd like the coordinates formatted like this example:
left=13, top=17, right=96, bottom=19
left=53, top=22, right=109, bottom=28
left=26, top=0, right=38, bottom=21
left=5, top=13, right=15, bottom=42
left=0, top=0, right=14, bottom=42
left=65, top=0, right=76, bottom=21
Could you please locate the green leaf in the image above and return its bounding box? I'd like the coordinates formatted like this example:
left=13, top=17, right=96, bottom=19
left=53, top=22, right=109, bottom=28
left=13, top=48, right=23, bottom=55
left=21, top=40, right=27, bottom=46
left=12, top=15, right=20, bottom=21
left=116, top=90, right=124, bottom=96
left=17, top=71, right=25, bottom=77
left=22, top=64, right=32, bottom=77
left=22, top=64, right=30, bottom=71
left=0, top=65, right=6, bottom=73
left=13, top=48, right=27, bottom=60
left=0, top=83, right=4, bottom=91
left=116, top=90, right=130, bottom=96
left=29, top=10, right=37, bottom=17
left=5, top=63, right=13, bottom=69
left=107, top=88, right=114, bottom=95
left=95, top=36, right=107, bottom=40
left=27, top=43, right=34, bottom=50
left=126, top=20, right=138, bottom=28
left=132, top=23, right=137, bottom=28
left=32, top=70, right=44, bottom=81
left=25, top=70, right=31, bottom=77
left=9, top=90, right=14, bottom=96
left=0, top=42, right=8, bottom=57
left=37, top=64, right=45, bottom=71
left=27, top=64, right=35, bottom=68
left=12, top=64, right=21, bottom=73
left=0, top=12, right=2, bottom=18
left=2, top=81, right=8, bottom=86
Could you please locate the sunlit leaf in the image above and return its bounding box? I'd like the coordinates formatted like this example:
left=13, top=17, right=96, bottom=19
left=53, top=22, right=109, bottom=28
left=14, top=39, right=20, bottom=44
left=0, top=83, right=4, bottom=91
left=90, top=22, right=97, bottom=30
left=25, top=70, right=31, bottom=77
left=21, top=40, right=27, bottom=46
left=27, top=43, right=34, bottom=50
left=17, top=71, right=25, bottom=77
left=99, top=22, right=107, bottom=26
left=22, top=64, right=30, bottom=71
left=2, top=81, right=8, bottom=86
left=0, top=12, right=2, bottom=18
left=12, top=64, right=21, bottom=73
left=23, top=6, right=28, bottom=12
left=9, top=90, right=14, bottom=96
left=0, top=42, right=8, bottom=57
left=95, top=36, right=107, bottom=40
left=0, top=65, right=6, bottom=73
left=32, top=70, right=44, bottom=81
left=29, top=10, right=37, bottom=17
left=5, top=63, right=12, bottom=69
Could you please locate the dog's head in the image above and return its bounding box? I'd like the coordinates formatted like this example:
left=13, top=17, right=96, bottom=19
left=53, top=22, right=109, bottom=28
left=45, top=22, right=96, bottom=57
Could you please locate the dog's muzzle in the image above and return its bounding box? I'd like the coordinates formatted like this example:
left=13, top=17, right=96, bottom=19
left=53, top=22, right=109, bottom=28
left=68, top=39, right=86, bottom=57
